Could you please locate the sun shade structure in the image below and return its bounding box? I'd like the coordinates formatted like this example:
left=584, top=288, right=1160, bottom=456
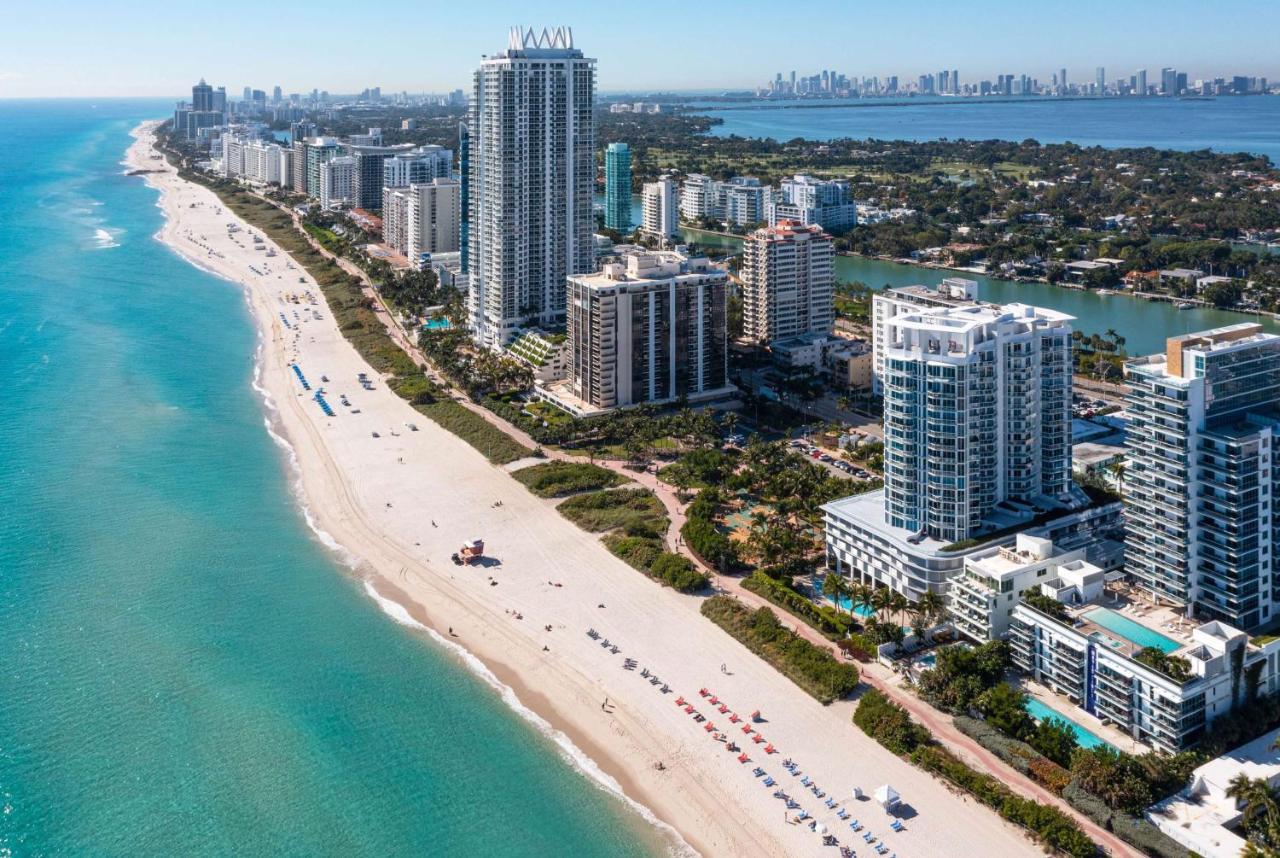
left=874, top=784, right=900, bottom=809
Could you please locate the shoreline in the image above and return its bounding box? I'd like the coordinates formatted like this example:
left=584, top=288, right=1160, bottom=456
left=128, top=119, right=1041, bottom=858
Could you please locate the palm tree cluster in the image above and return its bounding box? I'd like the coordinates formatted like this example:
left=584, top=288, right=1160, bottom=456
left=822, top=574, right=948, bottom=645
left=420, top=327, right=533, bottom=398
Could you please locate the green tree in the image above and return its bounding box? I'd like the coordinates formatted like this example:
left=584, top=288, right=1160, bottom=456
left=978, top=683, right=1034, bottom=740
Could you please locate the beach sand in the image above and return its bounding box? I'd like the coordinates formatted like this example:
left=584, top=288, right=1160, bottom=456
left=127, top=120, right=1039, bottom=858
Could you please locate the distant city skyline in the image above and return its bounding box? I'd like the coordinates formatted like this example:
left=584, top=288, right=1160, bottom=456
left=2, top=0, right=1279, bottom=98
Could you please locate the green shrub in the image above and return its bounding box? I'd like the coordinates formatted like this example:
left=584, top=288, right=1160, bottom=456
left=513, top=461, right=626, bottom=497
left=700, top=596, right=858, bottom=704
left=853, top=689, right=931, bottom=754
left=741, top=571, right=855, bottom=640
left=649, top=553, right=709, bottom=593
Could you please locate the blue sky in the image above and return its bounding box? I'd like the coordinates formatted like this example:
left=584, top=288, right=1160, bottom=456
left=3, top=0, right=1278, bottom=97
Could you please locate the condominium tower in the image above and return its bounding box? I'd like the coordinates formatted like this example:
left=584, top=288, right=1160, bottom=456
left=1124, top=324, right=1280, bottom=631
left=604, top=142, right=632, bottom=233
left=881, top=303, right=1075, bottom=542
left=870, top=278, right=981, bottom=395
left=741, top=221, right=834, bottom=346
left=641, top=175, right=679, bottom=243
left=467, top=26, right=596, bottom=348
left=565, top=247, right=729, bottom=412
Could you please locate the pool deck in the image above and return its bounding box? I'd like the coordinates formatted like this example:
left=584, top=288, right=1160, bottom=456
left=1020, top=681, right=1147, bottom=754
left=1061, top=592, right=1196, bottom=660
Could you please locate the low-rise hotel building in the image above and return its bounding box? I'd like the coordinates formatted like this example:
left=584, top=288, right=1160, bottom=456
left=1009, top=600, right=1280, bottom=753
left=948, top=533, right=1104, bottom=643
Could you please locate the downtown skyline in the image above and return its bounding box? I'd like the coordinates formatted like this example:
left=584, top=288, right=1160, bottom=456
left=2, top=0, right=1280, bottom=98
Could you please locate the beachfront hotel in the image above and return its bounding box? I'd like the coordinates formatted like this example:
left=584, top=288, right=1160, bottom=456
left=740, top=221, right=835, bottom=347
left=823, top=301, right=1096, bottom=600
left=870, top=278, right=981, bottom=395
left=539, top=247, right=731, bottom=416
left=466, top=26, right=597, bottom=349
left=1124, top=324, right=1280, bottom=632
left=1009, top=598, right=1280, bottom=753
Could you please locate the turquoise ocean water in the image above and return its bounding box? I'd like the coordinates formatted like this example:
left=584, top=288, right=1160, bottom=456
left=0, top=100, right=664, bottom=857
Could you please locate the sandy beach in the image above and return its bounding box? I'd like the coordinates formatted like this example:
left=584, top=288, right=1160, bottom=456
left=126, top=120, right=1040, bottom=857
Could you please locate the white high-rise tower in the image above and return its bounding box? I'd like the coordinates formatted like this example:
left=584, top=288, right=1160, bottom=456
left=467, top=27, right=597, bottom=349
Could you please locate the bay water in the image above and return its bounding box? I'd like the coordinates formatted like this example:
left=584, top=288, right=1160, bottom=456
left=0, top=99, right=665, bottom=857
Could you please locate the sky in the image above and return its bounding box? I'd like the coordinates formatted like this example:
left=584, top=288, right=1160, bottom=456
left=2, top=0, right=1279, bottom=98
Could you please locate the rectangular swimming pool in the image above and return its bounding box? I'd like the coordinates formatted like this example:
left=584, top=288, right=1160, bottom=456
left=1084, top=607, right=1182, bottom=654
left=1025, top=698, right=1116, bottom=751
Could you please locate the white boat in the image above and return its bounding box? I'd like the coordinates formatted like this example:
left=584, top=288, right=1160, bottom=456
left=1175, top=302, right=1194, bottom=310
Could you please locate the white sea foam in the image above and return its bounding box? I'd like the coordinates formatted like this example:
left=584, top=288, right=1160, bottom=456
left=93, top=227, right=120, bottom=249
left=360, top=581, right=698, bottom=857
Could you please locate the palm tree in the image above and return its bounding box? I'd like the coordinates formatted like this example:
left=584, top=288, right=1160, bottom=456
left=1106, top=459, right=1127, bottom=491
left=888, top=591, right=909, bottom=627
left=918, top=591, right=947, bottom=627
left=853, top=583, right=876, bottom=622
left=822, top=572, right=852, bottom=616
left=872, top=588, right=894, bottom=623
left=1227, top=774, right=1280, bottom=847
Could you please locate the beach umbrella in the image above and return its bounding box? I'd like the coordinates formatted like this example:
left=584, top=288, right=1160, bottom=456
left=813, top=822, right=828, bottom=835
left=874, top=784, right=900, bottom=808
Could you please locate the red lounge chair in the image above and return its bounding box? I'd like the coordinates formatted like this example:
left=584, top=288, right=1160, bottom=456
left=752, top=735, right=765, bottom=744
left=675, top=697, right=686, bottom=706
left=718, top=704, right=729, bottom=713
left=698, top=688, right=708, bottom=697
left=737, top=753, right=750, bottom=763
left=704, top=723, right=716, bottom=732
left=684, top=705, right=694, bottom=713
left=729, top=714, right=741, bottom=723
left=709, top=696, right=719, bottom=705
left=765, top=744, right=776, bottom=754
left=742, top=725, right=753, bottom=734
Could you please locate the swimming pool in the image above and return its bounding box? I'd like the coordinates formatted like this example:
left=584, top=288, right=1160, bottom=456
left=1025, top=698, right=1116, bottom=751
left=829, top=595, right=875, bottom=618
left=422, top=318, right=452, bottom=331
left=1084, top=607, right=1182, bottom=654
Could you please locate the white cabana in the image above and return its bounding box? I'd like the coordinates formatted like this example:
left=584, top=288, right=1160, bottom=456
left=874, top=784, right=900, bottom=809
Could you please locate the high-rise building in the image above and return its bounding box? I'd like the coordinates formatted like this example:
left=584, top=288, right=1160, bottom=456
left=741, top=221, right=834, bottom=346
left=1124, top=324, right=1280, bottom=631
left=641, top=175, right=679, bottom=243
left=1096, top=66, right=1106, bottom=95
left=603, top=142, right=632, bottom=233
left=350, top=144, right=413, bottom=211
left=766, top=174, right=858, bottom=234
left=722, top=178, right=766, bottom=227
left=870, top=278, right=981, bottom=395
left=383, top=146, right=453, bottom=188
left=679, top=174, right=719, bottom=221
left=272, top=85, right=282, bottom=105
left=383, top=179, right=461, bottom=259
left=467, top=26, right=596, bottom=349
left=1161, top=67, right=1179, bottom=95
left=212, top=87, right=226, bottom=113
left=458, top=123, right=470, bottom=273
left=242, top=86, right=252, bottom=103
left=304, top=137, right=342, bottom=198
left=1059, top=67, right=1068, bottom=94
left=318, top=155, right=355, bottom=211
left=564, top=248, right=729, bottom=412
left=879, top=303, right=1075, bottom=543
left=1137, top=68, right=1148, bottom=95
left=192, top=79, right=214, bottom=111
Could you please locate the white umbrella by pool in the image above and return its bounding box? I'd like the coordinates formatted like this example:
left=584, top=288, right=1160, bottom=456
left=874, top=784, right=900, bottom=809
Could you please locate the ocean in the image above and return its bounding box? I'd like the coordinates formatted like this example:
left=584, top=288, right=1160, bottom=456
left=693, top=95, right=1280, bottom=164
left=0, top=100, right=664, bottom=857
